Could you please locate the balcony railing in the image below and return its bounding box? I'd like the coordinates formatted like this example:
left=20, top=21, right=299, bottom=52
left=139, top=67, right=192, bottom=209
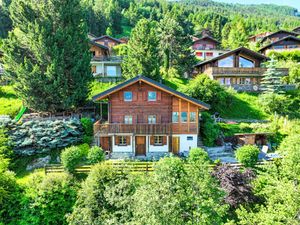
left=0, top=68, right=4, bottom=75
left=204, top=67, right=289, bottom=77
left=92, top=56, right=123, bottom=62
left=94, top=122, right=172, bottom=135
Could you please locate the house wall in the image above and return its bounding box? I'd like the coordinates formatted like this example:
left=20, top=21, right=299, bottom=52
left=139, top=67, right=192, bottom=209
left=261, top=39, right=300, bottom=55
left=90, top=45, right=108, bottom=57
left=195, top=49, right=228, bottom=60
left=263, top=32, right=297, bottom=43
left=148, top=135, right=169, bottom=153
left=192, top=38, right=218, bottom=50
left=91, top=62, right=122, bottom=77
left=111, top=136, right=133, bottom=153
left=173, top=134, right=198, bottom=153
left=108, top=82, right=200, bottom=135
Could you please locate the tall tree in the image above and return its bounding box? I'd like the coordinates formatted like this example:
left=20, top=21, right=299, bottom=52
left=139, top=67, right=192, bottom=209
left=0, top=0, right=12, bottom=38
left=261, top=57, right=285, bottom=94
left=122, top=18, right=160, bottom=80
left=2, top=0, right=92, bottom=112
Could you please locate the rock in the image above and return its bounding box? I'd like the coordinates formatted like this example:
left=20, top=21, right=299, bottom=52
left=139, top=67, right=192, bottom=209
left=26, top=155, right=51, bottom=171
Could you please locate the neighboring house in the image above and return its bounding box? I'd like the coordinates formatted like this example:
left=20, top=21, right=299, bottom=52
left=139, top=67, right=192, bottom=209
left=193, top=47, right=289, bottom=92
left=259, top=30, right=299, bottom=45
left=93, top=75, right=210, bottom=158
left=192, top=35, right=228, bottom=60
left=293, top=26, right=300, bottom=34
left=248, top=32, right=272, bottom=43
left=89, top=35, right=123, bottom=82
left=259, top=36, right=300, bottom=55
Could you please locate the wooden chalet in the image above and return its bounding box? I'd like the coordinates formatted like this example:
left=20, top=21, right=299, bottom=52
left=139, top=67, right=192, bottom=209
left=193, top=47, right=289, bottom=92
left=89, top=35, right=123, bottom=81
left=259, top=36, right=300, bottom=55
left=260, top=30, right=299, bottom=45
left=192, top=35, right=228, bottom=60
left=248, top=32, right=272, bottom=43
left=93, top=75, right=210, bottom=158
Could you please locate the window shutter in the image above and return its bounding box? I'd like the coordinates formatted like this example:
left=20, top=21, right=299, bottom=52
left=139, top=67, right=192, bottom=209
left=150, top=136, right=154, bottom=145
left=133, top=92, right=138, bottom=101
left=157, top=91, right=161, bottom=101
left=115, top=136, right=119, bottom=145
left=126, top=136, right=131, bottom=145
left=119, top=92, right=123, bottom=101
left=163, top=136, right=167, bottom=145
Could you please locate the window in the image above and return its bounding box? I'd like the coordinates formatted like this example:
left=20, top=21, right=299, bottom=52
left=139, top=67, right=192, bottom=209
left=124, top=91, right=132, bottom=101
left=225, top=78, right=231, bottom=85
left=206, top=52, right=213, bottom=57
left=91, top=66, right=96, bottom=74
left=119, top=136, right=127, bottom=145
left=218, top=55, right=234, bottom=67
left=107, top=66, right=117, bottom=77
left=181, top=112, right=187, bottom=123
left=154, top=136, right=163, bottom=145
left=148, top=91, right=157, bottom=101
left=239, top=78, right=245, bottom=85
left=196, top=52, right=203, bottom=57
left=245, top=78, right=251, bottom=84
left=219, top=78, right=225, bottom=85
left=172, top=112, right=179, bottom=123
left=187, top=136, right=193, bottom=141
left=148, top=115, right=156, bottom=124
left=239, top=56, right=254, bottom=68
left=274, top=45, right=284, bottom=49
left=190, top=112, right=196, bottom=122
left=124, top=115, right=133, bottom=124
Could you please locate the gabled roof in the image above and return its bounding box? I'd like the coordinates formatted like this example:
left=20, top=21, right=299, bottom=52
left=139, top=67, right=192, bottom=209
left=92, top=75, right=210, bottom=110
left=88, top=33, right=97, bottom=40
left=193, top=35, right=220, bottom=44
left=260, top=30, right=299, bottom=43
left=259, top=36, right=300, bottom=52
left=293, top=26, right=300, bottom=33
left=89, top=40, right=109, bottom=50
left=194, top=47, right=268, bottom=67
left=92, top=35, right=122, bottom=44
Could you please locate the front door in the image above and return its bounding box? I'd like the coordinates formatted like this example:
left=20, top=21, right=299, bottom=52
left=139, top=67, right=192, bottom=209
left=172, top=136, right=180, bottom=155
left=135, top=136, right=146, bottom=156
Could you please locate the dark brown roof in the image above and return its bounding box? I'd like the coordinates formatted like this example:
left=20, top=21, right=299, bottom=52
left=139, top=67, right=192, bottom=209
left=194, top=47, right=268, bottom=68
left=92, top=35, right=122, bottom=44
left=193, top=35, right=220, bottom=44
left=89, top=40, right=109, bottom=50
left=259, top=36, right=300, bottom=52
left=92, top=75, right=210, bottom=109
left=293, top=26, right=300, bottom=33
left=260, top=30, right=299, bottom=43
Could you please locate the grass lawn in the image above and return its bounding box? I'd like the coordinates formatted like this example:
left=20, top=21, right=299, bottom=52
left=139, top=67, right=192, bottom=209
left=89, top=80, right=117, bottom=99
left=0, top=86, right=22, bottom=117
left=219, top=92, right=269, bottom=120
left=162, top=77, right=189, bottom=90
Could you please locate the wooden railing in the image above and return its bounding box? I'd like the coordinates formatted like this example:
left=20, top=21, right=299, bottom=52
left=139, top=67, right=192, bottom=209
left=94, top=121, right=172, bottom=135
left=204, top=67, right=289, bottom=76
left=92, top=56, right=123, bottom=62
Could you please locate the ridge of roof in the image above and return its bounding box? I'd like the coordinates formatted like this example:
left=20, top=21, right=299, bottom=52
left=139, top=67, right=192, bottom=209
left=259, top=35, right=300, bottom=52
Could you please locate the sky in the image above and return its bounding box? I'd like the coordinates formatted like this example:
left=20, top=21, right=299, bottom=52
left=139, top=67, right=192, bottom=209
left=214, top=0, right=300, bottom=10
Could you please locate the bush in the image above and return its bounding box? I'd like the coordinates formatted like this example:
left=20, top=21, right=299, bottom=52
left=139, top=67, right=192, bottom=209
left=200, top=112, right=220, bottom=147
left=61, top=146, right=86, bottom=173
left=180, top=74, right=233, bottom=112
left=188, top=147, right=210, bottom=163
left=83, top=134, right=93, bottom=144
left=87, top=146, right=105, bottom=164
left=257, top=93, right=290, bottom=115
left=81, top=117, right=93, bottom=136
left=235, top=145, right=260, bottom=168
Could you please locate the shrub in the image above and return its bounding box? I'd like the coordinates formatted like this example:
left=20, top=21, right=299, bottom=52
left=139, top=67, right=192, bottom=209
left=188, top=147, right=210, bottom=163
left=87, top=146, right=105, bottom=164
left=61, top=146, right=85, bottom=173
left=0, top=128, right=13, bottom=160
left=83, top=134, right=93, bottom=144
left=257, top=93, right=290, bottom=115
left=235, top=145, right=260, bottom=168
left=200, top=112, right=220, bottom=147
left=81, top=117, right=93, bottom=136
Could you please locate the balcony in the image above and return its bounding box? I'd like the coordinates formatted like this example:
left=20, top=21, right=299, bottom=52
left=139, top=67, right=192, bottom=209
left=92, top=56, right=123, bottom=62
left=0, top=68, right=4, bottom=75
left=204, top=67, right=289, bottom=77
left=94, top=121, right=172, bottom=136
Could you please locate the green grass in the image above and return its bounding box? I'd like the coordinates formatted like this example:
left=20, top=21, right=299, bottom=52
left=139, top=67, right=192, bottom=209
left=0, top=86, right=22, bottom=117
left=219, top=92, right=269, bottom=120
left=163, top=77, right=189, bottom=91
left=89, top=80, right=117, bottom=100
left=219, top=122, right=253, bottom=137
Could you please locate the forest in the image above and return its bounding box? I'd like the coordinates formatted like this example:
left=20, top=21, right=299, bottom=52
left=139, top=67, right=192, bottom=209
left=0, top=0, right=300, bottom=224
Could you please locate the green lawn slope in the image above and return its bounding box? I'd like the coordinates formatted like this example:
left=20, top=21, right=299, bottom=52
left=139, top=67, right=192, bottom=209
left=0, top=86, right=22, bottom=117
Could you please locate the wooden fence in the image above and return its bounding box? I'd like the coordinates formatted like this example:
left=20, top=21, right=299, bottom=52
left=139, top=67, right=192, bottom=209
left=45, top=160, right=273, bottom=175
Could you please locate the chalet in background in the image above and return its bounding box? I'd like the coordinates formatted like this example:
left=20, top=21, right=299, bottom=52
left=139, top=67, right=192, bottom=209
left=93, top=75, right=210, bottom=158
left=259, top=30, right=299, bottom=45
left=193, top=47, right=289, bottom=92
left=293, top=26, right=300, bottom=34
left=192, top=35, right=228, bottom=60
left=259, top=36, right=300, bottom=55
left=89, top=35, right=123, bottom=82
left=248, top=32, right=272, bottom=43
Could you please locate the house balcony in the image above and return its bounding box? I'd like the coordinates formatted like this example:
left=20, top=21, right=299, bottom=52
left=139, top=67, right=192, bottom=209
left=204, top=67, right=289, bottom=77
left=0, top=68, right=4, bottom=75
left=94, top=121, right=172, bottom=136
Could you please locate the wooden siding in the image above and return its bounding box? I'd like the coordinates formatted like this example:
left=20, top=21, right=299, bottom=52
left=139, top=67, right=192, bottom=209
left=90, top=45, right=108, bottom=57
left=95, top=37, right=120, bottom=49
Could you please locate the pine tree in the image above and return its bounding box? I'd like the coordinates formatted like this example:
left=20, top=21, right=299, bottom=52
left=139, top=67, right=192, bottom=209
left=2, top=0, right=92, bottom=112
left=261, top=57, right=285, bottom=94
left=122, top=18, right=160, bottom=80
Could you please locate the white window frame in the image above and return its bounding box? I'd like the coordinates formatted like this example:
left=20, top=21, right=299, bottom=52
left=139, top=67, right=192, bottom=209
left=124, top=91, right=132, bottom=102
left=154, top=136, right=163, bottom=146
left=181, top=112, right=188, bottom=123
left=148, top=115, right=156, bottom=124
left=172, top=112, right=179, bottom=123
left=106, top=66, right=117, bottom=77
left=124, top=115, right=133, bottom=124
left=148, top=91, right=157, bottom=101
left=119, top=136, right=127, bottom=146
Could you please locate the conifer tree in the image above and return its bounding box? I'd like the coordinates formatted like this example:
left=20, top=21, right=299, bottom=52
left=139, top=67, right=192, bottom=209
left=2, top=0, right=92, bottom=112
left=122, top=18, right=160, bottom=80
left=261, top=57, right=285, bottom=94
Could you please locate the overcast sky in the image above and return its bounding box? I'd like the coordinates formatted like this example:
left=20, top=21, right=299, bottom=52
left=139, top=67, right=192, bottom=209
left=214, top=0, right=300, bottom=10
